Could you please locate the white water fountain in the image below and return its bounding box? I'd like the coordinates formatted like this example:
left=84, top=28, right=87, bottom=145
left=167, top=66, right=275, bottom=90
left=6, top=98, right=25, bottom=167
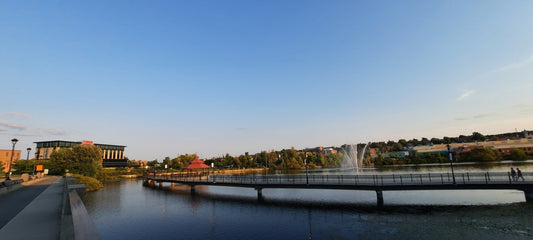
left=341, top=142, right=370, bottom=173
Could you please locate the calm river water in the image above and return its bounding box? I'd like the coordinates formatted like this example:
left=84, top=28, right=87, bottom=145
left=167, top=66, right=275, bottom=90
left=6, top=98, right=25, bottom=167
left=84, top=162, right=533, bottom=239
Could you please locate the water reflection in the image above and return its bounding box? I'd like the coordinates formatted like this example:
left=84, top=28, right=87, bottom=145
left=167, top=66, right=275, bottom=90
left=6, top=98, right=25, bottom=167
left=85, top=180, right=532, bottom=240
left=84, top=162, right=533, bottom=239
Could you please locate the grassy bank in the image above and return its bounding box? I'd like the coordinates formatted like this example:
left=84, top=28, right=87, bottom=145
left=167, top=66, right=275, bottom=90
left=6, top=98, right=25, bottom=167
left=97, top=168, right=146, bottom=181
left=71, top=174, right=103, bottom=191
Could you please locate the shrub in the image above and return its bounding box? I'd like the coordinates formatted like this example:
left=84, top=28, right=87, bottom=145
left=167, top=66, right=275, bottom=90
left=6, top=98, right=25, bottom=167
left=71, top=174, right=103, bottom=191
left=468, top=148, right=501, bottom=162
left=509, top=149, right=527, bottom=161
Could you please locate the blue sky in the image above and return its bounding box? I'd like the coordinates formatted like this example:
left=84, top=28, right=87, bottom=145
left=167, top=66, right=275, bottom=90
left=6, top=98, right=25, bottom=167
left=1, top=1, right=533, bottom=160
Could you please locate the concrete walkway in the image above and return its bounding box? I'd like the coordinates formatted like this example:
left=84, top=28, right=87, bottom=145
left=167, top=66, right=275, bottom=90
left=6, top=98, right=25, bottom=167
left=0, top=176, right=62, bottom=239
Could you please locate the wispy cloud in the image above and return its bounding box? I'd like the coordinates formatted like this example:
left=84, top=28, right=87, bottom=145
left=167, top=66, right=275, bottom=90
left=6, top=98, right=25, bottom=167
left=0, top=128, right=68, bottom=137
left=455, top=113, right=495, bottom=121
left=473, top=113, right=493, bottom=119
left=513, top=104, right=533, bottom=115
left=0, top=112, right=30, bottom=118
left=456, top=90, right=476, bottom=101
left=39, top=128, right=67, bottom=135
left=492, top=54, right=533, bottom=73
left=0, top=121, right=26, bottom=130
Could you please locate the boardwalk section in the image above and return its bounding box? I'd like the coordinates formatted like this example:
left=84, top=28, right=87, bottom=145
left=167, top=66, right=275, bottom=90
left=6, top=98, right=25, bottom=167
left=145, top=172, right=533, bottom=207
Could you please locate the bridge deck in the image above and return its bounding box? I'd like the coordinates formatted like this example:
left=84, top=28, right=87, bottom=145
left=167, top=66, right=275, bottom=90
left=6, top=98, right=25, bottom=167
left=146, top=172, right=533, bottom=191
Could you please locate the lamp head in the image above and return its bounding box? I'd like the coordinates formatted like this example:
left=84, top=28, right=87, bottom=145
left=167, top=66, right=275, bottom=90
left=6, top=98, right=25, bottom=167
left=11, top=138, right=18, bottom=145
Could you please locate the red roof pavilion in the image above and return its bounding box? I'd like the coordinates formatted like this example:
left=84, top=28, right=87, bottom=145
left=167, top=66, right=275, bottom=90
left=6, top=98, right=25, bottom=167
left=183, top=156, right=210, bottom=169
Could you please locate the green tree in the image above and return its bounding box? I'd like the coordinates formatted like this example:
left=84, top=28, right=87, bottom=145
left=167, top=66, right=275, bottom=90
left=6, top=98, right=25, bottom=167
left=237, top=154, right=253, bottom=168
left=430, top=138, right=443, bottom=144
left=471, top=132, right=486, bottom=141
left=162, top=157, right=171, bottom=167
left=468, top=148, right=501, bottom=162
left=13, top=160, right=34, bottom=173
left=323, top=154, right=342, bottom=168
left=458, top=135, right=470, bottom=143
left=147, top=160, right=159, bottom=167
left=374, top=154, right=385, bottom=168
left=509, top=149, right=527, bottom=161
left=220, top=153, right=237, bottom=168
left=127, top=160, right=141, bottom=168
left=171, top=154, right=197, bottom=169
left=398, top=139, right=408, bottom=148
left=408, top=138, right=420, bottom=147
left=49, top=145, right=103, bottom=177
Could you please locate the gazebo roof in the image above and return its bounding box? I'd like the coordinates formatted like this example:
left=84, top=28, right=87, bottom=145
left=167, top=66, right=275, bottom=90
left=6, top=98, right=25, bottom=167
left=184, top=156, right=210, bottom=169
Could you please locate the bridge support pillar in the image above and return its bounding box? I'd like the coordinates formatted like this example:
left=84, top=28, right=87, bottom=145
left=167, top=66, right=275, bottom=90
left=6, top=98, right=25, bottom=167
left=190, top=185, right=196, bottom=195
left=158, top=182, right=163, bottom=188
left=376, top=190, right=384, bottom=208
left=524, top=190, right=533, bottom=203
left=256, top=188, right=263, bottom=201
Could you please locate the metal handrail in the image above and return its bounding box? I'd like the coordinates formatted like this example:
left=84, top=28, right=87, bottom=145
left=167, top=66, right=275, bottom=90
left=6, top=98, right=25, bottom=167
left=146, top=172, right=531, bottom=187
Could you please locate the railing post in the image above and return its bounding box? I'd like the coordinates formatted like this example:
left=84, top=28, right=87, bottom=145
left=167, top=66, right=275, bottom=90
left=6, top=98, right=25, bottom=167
left=400, top=175, right=403, bottom=186
left=508, top=172, right=512, bottom=183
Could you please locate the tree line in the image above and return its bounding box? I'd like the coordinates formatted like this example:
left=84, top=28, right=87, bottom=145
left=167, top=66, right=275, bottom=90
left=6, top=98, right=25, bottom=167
left=149, top=147, right=344, bottom=170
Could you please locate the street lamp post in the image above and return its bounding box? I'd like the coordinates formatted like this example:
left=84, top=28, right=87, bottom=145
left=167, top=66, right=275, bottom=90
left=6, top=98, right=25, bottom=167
left=6, top=138, right=18, bottom=180
left=447, top=144, right=456, bottom=184
left=304, top=158, right=309, bottom=185
left=26, top=148, right=33, bottom=175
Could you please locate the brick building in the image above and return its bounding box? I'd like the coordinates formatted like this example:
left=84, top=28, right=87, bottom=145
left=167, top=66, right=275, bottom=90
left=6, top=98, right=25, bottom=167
left=1, top=149, right=21, bottom=173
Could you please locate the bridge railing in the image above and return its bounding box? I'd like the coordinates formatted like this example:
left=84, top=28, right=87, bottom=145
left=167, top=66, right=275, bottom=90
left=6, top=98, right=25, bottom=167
left=149, top=171, right=531, bottom=186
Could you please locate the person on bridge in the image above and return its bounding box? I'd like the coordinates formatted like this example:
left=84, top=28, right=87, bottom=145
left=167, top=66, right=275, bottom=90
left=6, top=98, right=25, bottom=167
left=516, top=168, right=524, bottom=181
left=511, top=168, right=517, bottom=181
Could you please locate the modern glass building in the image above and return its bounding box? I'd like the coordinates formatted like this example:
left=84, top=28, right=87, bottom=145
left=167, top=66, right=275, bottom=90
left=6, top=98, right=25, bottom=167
left=34, top=140, right=127, bottom=167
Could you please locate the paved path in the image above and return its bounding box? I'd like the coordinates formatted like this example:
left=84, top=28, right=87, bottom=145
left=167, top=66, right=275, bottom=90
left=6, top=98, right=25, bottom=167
left=0, top=176, right=60, bottom=229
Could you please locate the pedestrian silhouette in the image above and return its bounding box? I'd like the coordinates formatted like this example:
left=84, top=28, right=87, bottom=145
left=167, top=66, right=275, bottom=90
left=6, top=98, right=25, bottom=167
left=516, top=168, right=524, bottom=181
left=510, top=168, right=517, bottom=181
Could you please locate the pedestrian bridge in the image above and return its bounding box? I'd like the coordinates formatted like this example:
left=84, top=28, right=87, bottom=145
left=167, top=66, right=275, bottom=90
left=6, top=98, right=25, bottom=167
left=144, top=171, right=533, bottom=207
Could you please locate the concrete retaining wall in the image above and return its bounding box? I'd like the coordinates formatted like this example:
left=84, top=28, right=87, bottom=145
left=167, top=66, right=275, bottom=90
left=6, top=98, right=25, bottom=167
left=60, top=176, right=100, bottom=240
